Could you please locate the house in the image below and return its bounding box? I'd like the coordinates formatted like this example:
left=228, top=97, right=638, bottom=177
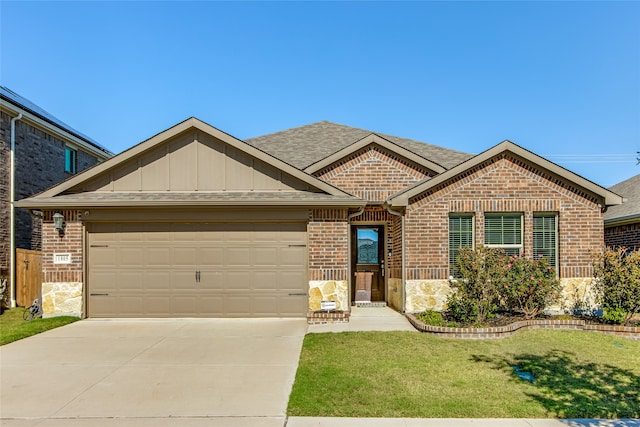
left=604, top=173, right=640, bottom=251
left=1, top=86, right=113, bottom=307
left=15, top=117, right=622, bottom=320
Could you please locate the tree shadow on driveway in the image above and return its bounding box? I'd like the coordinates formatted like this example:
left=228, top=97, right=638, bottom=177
left=471, top=350, right=640, bottom=419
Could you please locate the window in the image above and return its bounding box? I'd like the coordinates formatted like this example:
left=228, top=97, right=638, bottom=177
left=357, top=228, right=379, bottom=264
left=533, top=214, right=557, bottom=268
left=449, top=215, right=474, bottom=277
left=484, top=213, right=522, bottom=256
left=65, top=146, right=77, bottom=174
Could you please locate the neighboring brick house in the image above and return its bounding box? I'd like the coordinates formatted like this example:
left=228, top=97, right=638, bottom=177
left=16, top=117, right=622, bottom=319
left=1, top=86, right=112, bottom=307
left=604, top=173, right=640, bottom=251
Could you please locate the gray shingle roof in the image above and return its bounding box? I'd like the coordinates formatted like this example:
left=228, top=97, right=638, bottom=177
left=0, top=86, right=113, bottom=156
left=15, top=191, right=363, bottom=209
left=246, top=121, right=472, bottom=170
left=604, top=173, right=640, bottom=224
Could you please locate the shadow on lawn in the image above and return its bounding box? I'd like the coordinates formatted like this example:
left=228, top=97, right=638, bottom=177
left=471, top=350, right=640, bottom=419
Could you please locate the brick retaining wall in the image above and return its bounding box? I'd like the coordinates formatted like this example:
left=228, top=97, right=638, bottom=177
left=406, top=313, right=640, bottom=341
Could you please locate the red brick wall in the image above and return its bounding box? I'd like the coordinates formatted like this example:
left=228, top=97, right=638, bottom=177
left=308, top=209, right=349, bottom=281
left=314, top=145, right=433, bottom=202
left=405, top=154, right=604, bottom=280
left=42, top=210, right=83, bottom=283
left=605, top=222, right=640, bottom=251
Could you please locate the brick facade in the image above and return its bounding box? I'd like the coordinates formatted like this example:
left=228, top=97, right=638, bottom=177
left=314, top=145, right=432, bottom=202
left=605, top=222, right=640, bottom=251
left=41, top=210, right=84, bottom=283
left=308, top=208, right=349, bottom=281
left=0, top=110, right=100, bottom=278
left=405, top=153, right=604, bottom=281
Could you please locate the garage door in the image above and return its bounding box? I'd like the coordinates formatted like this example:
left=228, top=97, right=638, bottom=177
left=87, top=222, right=308, bottom=317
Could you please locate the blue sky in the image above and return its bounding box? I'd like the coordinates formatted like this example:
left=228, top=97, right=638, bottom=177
left=1, top=1, right=639, bottom=187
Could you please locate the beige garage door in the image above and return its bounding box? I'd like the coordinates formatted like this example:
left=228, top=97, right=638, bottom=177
left=87, top=222, right=308, bottom=317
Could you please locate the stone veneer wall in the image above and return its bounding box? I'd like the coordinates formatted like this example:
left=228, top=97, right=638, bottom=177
left=405, top=278, right=597, bottom=314
left=41, top=210, right=84, bottom=317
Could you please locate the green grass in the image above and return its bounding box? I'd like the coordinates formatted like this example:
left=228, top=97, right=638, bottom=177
left=0, top=308, right=80, bottom=345
left=288, top=330, right=640, bottom=418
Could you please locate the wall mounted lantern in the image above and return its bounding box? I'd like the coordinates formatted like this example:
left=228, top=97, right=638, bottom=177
left=53, top=212, right=65, bottom=235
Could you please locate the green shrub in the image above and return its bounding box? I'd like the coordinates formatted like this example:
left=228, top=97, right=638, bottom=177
left=500, top=254, right=561, bottom=319
left=593, top=247, right=640, bottom=326
left=447, top=247, right=505, bottom=324
left=417, top=310, right=446, bottom=326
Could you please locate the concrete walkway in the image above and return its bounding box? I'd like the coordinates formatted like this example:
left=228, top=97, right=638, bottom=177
left=308, top=306, right=417, bottom=333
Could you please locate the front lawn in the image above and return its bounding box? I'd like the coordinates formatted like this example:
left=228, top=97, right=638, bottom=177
left=288, top=330, right=640, bottom=418
left=0, top=308, right=80, bottom=345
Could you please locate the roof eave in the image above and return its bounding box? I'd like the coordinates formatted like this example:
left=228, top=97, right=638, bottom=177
left=15, top=198, right=366, bottom=210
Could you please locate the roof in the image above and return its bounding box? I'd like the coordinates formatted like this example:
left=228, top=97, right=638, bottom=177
left=0, top=86, right=113, bottom=156
left=16, top=117, right=364, bottom=209
left=387, top=140, right=624, bottom=208
left=246, top=121, right=472, bottom=170
left=604, top=173, right=640, bottom=225
left=15, top=191, right=361, bottom=209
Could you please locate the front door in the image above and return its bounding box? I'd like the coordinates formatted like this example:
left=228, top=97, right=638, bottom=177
left=351, top=225, right=385, bottom=303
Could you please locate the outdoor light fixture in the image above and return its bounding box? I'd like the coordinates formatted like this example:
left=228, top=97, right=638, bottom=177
left=53, top=212, right=65, bottom=235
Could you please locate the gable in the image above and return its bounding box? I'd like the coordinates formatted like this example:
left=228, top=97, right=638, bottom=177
left=16, top=118, right=363, bottom=209
left=388, top=141, right=623, bottom=209
left=314, top=144, right=434, bottom=202
left=410, top=154, right=603, bottom=211
left=77, top=129, right=311, bottom=193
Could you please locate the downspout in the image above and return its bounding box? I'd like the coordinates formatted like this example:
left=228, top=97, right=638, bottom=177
left=347, top=206, right=365, bottom=308
left=385, top=204, right=406, bottom=313
left=9, top=113, right=23, bottom=307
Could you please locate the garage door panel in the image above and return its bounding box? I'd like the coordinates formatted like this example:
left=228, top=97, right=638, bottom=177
left=224, top=296, right=252, bottom=317
left=254, top=247, right=277, bottom=266
left=118, top=248, right=143, bottom=266
left=252, top=271, right=277, bottom=290
left=88, top=222, right=308, bottom=317
left=280, top=247, right=307, bottom=266
left=279, top=271, right=308, bottom=291
left=174, top=247, right=198, bottom=266
left=225, top=248, right=251, bottom=266
left=198, top=247, right=224, bottom=266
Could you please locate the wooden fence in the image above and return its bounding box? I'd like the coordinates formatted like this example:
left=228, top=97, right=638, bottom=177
left=16, top=249, right=42, bottom=307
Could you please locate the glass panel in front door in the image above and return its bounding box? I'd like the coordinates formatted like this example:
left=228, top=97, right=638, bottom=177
left=357, top=228, right=379, bottom=264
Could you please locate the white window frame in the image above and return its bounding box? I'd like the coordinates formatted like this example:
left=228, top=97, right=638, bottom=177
left=484, top=213, right=523, bottom=256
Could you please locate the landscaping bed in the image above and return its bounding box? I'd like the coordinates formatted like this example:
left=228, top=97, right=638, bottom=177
left=407, top=311, right=640, bottom=340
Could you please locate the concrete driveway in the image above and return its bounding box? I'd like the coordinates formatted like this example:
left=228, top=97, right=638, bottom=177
left=0, top=318, right=307, bottom=427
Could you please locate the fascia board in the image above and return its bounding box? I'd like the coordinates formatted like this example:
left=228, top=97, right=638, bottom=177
left=303, top=133, right=447, bottom=174
left=15, top=198, right=366, bottom=209
left=0, top=101, right=113, bottom=159
left=604, top=214, right=640, bottom=227
left=387, top=141, right=624, bottom=207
